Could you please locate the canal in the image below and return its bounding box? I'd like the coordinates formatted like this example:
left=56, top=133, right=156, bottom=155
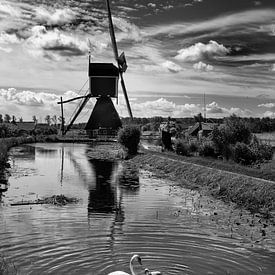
left=0, top=143, right=274, bottom=274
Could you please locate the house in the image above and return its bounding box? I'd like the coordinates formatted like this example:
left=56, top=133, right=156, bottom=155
left=187, top=122, right=218, bottom=140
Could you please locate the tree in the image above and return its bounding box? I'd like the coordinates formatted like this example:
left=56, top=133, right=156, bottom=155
left=45, top=115, right=51, bottom=125
left=11, top=115, right=16, bottom=124
left=194, top=113, right=204, bottom=123
left=19, top=117, right=23, bottom=122
left=4, top=114, right=11, bottom=123
left=0, top=114, right=3, bottom=123
left=32, top=115, right=38, bottom=123
left=51, top=115, right=57, bottom=126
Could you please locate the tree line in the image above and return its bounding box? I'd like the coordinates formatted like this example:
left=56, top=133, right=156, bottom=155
left=0, top=114, right=63, bottom=126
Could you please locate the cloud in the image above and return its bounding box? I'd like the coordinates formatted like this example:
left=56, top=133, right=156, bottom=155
left=145, top=9, right=275, bottom=38
left=0, top=88, right=79, bottom=107
left=117, top=97, right=201, bottom=117
left=175, top=41, right=229, bottom=62
left=35, top=7, right=76, bottom=26
left=0, top=32, right=21, bottom=44
left=258, top=103, right=275, bottom=108
left=271, top=64, right=275, bottom=71
left=206, top=101, right=252, bottom=117
left=0, top=31, right=21, bottom=52
left=25, top=26, right=89, bottom=59
left=0, top=1, right=21, bottom=17
left=263, top=111, right=275, bottom=118
left=193, top=61, right=213, bottom=71
left=161, top=61, right=183, bottom=73
left=113, top=17, right=142, bottom=43
left=147, top=3, right=156, bottom=8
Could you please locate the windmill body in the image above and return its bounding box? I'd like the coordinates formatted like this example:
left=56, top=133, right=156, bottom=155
left=85, top=62, right=122, bottom=138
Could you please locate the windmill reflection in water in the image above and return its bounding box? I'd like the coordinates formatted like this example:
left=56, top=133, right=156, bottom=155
left=65, top=149, right=140, bottom=241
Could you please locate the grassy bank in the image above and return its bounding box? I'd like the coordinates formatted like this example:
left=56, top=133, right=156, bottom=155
left=0, top=136, right=36, bottom=165
left=130, top=151, right=275, bottom=216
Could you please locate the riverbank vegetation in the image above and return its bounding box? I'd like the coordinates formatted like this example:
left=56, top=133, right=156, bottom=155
left=130, top=152, right=275, bottom=217
left=174, top=115, right=273, bottom=167
left=118, top=125, right=141, bottom=156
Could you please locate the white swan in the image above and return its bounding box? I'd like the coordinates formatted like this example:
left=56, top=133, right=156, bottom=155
left=108, top=254, right=142, bottom=275
left=144, top=268, right=162, bottom=275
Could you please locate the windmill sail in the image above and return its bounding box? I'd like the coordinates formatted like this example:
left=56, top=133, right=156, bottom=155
left=105, top=0, right=133, bottom=119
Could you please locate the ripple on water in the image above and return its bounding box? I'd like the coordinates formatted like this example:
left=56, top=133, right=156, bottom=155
left=0, top=144, right=274, bottom=275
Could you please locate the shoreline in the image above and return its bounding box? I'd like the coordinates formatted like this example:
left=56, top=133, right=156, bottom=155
left=128, top=150, right=275, bottom=218
left=1, top=138, right=275, bottom=218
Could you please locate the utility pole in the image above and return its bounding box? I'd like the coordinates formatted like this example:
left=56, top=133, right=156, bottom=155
left=203, top=93, right=206, bottom=122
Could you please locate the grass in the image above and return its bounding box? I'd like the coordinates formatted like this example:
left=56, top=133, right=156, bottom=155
left=149, top=149, right=275, bottom=182
left=131, top=151, right=275, bottom=216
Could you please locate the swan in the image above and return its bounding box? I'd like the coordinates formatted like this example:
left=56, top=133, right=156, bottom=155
left=108, top=254, right=142, bottom=275
left=144, top=268, right=162, bottom=275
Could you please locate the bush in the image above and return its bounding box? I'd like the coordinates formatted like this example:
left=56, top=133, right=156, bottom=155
left=174, top=139, right=190, bottom=156
left=189, top=141, right=198, bottom=152
left=198, top=143, right=216, bottom=157
left=233, top=142, right=255, bottom=165
left=250, top=137, right=273, bottom=162
left=118, top=125, right=141, bottom=155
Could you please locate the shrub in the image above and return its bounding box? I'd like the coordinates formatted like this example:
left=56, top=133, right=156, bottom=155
left=198, top=143, right=216, bottom=157
left=233, top=142, right=256, bottom=165
left=174, top=139, right=190, bottom=156
left=189, top=141, right=198, bottom=152
left=118, top=125, right=141, bottom=155
left=250, top=137, right=273, bottom=162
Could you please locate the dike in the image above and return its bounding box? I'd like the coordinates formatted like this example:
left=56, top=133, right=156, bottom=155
left=129, top=151, right=275, bottom=217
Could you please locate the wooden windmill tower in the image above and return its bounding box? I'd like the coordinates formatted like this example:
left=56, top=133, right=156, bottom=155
left=58, top=0, right=133, bottom=138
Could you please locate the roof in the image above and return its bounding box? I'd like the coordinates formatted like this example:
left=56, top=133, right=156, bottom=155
left=16, top=122, right=36, bottom=131
left=187, top=122, right=218, bottom=136
left=85, top=97, right=122, bottom=130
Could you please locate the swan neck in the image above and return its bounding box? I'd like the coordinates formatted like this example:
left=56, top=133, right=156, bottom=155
left=129, top=257, right=136, bottom=275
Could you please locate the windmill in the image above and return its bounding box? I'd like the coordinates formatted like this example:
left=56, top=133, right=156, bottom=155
left=58, top=0, right=133, bottom=138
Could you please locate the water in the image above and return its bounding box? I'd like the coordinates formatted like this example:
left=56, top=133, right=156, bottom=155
left=0, top=143, right=274, bottom=275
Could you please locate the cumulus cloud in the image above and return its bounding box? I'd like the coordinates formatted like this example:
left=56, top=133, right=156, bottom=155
left=0, top=32, right=21, bottom=44
left=193, top=61, right=213, bottom=71
left=0, top=31, right=21, bottom=52
left=206, top=101, right=252, bottom=117
left=35, top=7, right=76, bottom=26
left=0, top=88, right=79, bottom=107
left=175, top=41, right=229, bottom=62
left=117, top=98, right=201, bottom=117
left=263, top=111, right=275, bottom=118
left=161, top=61, right=183, bottom=73
left=271, top=64, right=275, bottom=71
left=258, top=103, right=275, bottom=108
left=25, top=26, right=89, bottom=59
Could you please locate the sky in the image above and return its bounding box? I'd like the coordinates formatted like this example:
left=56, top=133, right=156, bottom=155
left=0, top=0, right=275, bottom=122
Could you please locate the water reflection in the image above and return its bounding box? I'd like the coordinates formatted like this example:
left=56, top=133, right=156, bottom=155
left=36, top=146, right=58, bottom=158
left=0, top=182, right=8, bottom=202
left=88, top=160, right=117, bottom=213
left=10, top=145, right=35, bottom=161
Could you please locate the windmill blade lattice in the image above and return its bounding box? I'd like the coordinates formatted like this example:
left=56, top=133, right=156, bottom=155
left=105, top=0, right=133, bottom=119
